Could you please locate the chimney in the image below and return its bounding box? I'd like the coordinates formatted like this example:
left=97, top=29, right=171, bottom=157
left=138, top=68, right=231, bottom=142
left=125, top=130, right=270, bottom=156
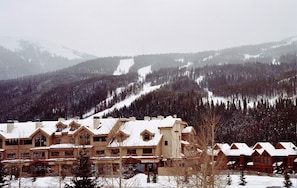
left=7, top=120, right=14, bottom=133
left=129, top=117, right=136, bottom=121
left=144, top=116, right=150, bottom=121
left=93, top=116, right=101, bottom=129
left=35, top=119, right=42, bottom=129
left=157, top=115, right=164, bottom=120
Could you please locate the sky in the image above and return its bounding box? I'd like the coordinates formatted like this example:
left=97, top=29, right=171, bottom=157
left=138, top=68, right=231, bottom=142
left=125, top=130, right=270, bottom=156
left=0, top=0, right=297, bottom=57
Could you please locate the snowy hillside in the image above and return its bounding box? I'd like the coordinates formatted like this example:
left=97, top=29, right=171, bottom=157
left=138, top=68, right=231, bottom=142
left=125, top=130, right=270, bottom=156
left=113, top=58, right=135, bottom=75
left=0, top=37, right=96, bottom=80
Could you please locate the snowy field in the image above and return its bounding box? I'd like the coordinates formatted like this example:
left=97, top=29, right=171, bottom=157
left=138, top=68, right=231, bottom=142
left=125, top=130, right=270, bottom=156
left=7, top=174, right=297, bottom=188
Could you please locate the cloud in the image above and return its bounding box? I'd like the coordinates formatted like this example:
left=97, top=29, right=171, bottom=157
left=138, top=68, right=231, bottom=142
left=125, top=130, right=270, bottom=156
left=0, top=0, right=296, bottom=57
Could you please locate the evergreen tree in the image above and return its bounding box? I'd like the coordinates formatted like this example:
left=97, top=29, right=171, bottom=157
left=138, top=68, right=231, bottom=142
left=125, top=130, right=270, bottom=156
left=65, top=149, right=99, bottom=188
left=0, top=162, right=8, bottom=188
left=283, top=171, right=293, bottom=188
left=227, top=173, right=232, bottom=185
left=239, top=170, right=247, bottom=186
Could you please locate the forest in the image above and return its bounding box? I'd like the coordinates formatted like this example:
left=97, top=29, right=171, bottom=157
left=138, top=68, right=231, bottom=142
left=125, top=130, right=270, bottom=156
left=0, top=52, right=296, bottom=145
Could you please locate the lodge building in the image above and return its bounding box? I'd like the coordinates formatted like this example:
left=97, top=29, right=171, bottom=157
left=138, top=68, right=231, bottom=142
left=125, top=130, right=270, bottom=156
left=0, top=115, right=296, bottom=177
left=0, top=115, right=197, bottom=177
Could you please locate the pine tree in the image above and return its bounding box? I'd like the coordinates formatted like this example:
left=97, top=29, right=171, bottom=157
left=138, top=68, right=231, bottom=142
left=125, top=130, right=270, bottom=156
left=239, top=170, right=247, bottom=186
left=227, top=173, right=232, bottom=185
left=283, top=171, right=293, bottom=188
left=65, top=149, right=99, bottom=188
left=0, top=162, right=8, bottom=188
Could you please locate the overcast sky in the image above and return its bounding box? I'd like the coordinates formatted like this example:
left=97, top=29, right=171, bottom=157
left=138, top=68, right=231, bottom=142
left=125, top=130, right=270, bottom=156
left=0, top=0, right=297, bottom=57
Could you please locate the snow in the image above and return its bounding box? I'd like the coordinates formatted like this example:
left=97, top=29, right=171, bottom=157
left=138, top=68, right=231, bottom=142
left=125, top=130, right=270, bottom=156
left=271, top=36, right=297, bottom=49
left=93, top=83, right=161, bottom=117
left=0, top=37, right=85, bottom=60
left=113, top=58, right=135, bottom=75
left=138, top=65, right=152, bottom=82
left=178, top=62, right=193, bottom=69
left=6, top=174, right=296, bottom=187
left=195, top=75, right=204, bottom=85
left=243, top=53, right=261, bottom=60
left=203, top=55, right=213, bottom=61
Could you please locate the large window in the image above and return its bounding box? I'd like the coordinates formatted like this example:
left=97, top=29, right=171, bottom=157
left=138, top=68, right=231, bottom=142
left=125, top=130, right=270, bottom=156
left=143, top=148, right=153, bottom=155
left=79, top=132, right=90, bottom=145
left=35, top=134, right=47, bottom=147
left=5, top=139, right=19, bottom=146
left=93, top=136, right=107, bottom=142
left=33, top=152, right=45, bottom=159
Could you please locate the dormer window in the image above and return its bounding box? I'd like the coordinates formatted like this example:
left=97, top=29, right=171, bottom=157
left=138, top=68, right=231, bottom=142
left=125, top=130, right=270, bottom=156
left=56, top=122, right=67, bottom=132
left=69, top=121, right=80, bottom=131
left=140, top=130, right=154, bottom=141
left=143, top=133, right=150, bottom=141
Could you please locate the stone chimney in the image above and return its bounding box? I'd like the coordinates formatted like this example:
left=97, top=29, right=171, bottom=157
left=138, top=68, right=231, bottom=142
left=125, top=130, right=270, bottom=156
left=93, top=116, right=101, bottom=129
left=7, top=120, right=14, bottom=133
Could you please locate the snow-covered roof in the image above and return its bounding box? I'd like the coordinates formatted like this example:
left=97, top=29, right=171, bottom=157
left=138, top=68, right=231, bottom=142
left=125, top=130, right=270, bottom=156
left=253, top=142, right=287, bottom=157
left=227, top=143, right=253, bottom=156
left=213, top=143, right=230, bottom=156
left=108, top=116, right=180, bottom=148
left=276, top=142, right=297, bottom=155
left=182, top=126, right=193, bottom=134
left=0, top=121, right=57, bottom=139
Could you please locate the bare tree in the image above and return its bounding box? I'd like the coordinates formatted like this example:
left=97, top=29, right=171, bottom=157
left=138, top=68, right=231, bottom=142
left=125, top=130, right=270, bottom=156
left=190, top=112, right=227, bottom=188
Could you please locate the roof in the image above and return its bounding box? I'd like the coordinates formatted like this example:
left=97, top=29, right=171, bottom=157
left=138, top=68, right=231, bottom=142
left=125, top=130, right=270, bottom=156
left=0, top=117, right=119, bottom=139
left=108, top=116, right=181, bottom=148
left=253, top=142, right=288, bottom=157
left=227, top=143, right=253, bottom=156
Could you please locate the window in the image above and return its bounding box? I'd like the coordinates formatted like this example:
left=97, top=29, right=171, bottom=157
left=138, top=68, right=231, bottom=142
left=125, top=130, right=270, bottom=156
left=56, top=139, right=61, bottom=144
left=264, top=157, right=270, bottom=165
left=65, top=151, right=73, bottom=156
left=254, top=157, right=261, bottom=164
left=23, top=140, right=32, bottom=145
left=5, top=139, right=19, bottom=146
left=111, top=149, right=120, bottom=156
left=93, top=136, right=107, bottom=142
left=35, top=134, right=47, bottom=147
left=21, top=153, right=30, bottom=159
left=79, top=132, right=90, bottom=145
left=7, top=153, right=16, bottom=159
left=127, top=149, right=137, bottom=155
left=51, top=152, right=59, bottom=157
left=96, top=150, right=105, bottom=156
left=143, top=133, right=150, bottom=141
left=33, top=152, right=45, bottom=159
left=164, top=140, right=168, bottom=146
left=143, top=148, right=153, bottom=155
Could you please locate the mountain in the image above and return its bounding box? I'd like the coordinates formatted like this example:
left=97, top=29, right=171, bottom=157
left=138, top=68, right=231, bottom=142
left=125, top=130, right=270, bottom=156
left=0, top=37, right=97, bottom=80
left=0, top=37, right=296, bottom=145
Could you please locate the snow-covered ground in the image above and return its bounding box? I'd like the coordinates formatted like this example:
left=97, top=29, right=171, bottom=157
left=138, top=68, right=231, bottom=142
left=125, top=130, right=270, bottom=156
left=7, top=174, right=297, bottom=188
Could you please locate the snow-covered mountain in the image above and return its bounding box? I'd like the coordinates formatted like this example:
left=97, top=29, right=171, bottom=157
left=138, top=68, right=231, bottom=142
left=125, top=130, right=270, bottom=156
left=0, top=37, right=97, bottom=80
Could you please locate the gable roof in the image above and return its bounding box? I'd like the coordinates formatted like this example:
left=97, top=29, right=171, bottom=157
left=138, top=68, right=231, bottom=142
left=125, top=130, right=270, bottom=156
left=108, top=116, right=180, bottom=148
